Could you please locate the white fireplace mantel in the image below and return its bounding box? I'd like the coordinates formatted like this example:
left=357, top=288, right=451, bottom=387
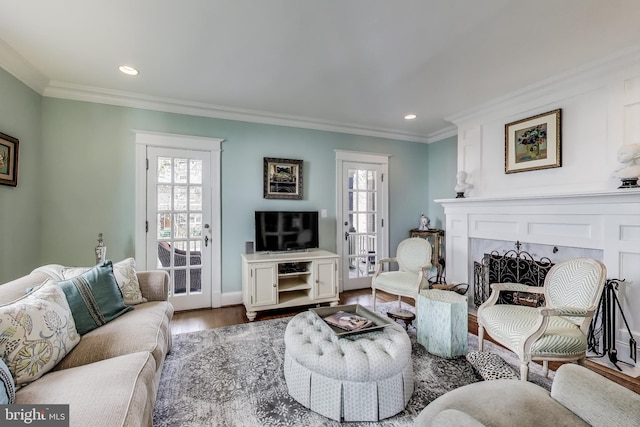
left=436, top=188, right=640, bottom=364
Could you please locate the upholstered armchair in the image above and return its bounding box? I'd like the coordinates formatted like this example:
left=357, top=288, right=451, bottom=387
left=477, top=258, right=606, bottom=381
left=371, top=237, right=432, bottom=310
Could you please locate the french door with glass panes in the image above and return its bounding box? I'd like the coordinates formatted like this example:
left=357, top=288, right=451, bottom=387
left=146, top=147, right=212, bottom=311
left=338, top=156, right=388, bottom=291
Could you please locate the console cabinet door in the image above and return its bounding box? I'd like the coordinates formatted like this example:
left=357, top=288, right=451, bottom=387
left=251, top=263, right=278, bottom=306
left=314, top=258, right=337, bottom=299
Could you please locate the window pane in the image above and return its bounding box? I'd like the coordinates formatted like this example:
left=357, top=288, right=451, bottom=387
left=174, top=214, right=188, bottom=238
left=174, top=186, right=187, bottom=211
left=367, top=171, right=376, bottom=190
left=173, top=270, right=186, bottom=294
left=190, top=160, right=202, bottom=184
left=157, top=185, right=171, bottom=211
left=157, top=157, right=172, bottom=183
left=189, top=186, right=202, bottom=211
left=189, top=213, right=202, bottom=238
left=174, top=158, right=188, bottom=184
left=190, top=269, right=202, bottom=292
left=157, top=213, right=172, bottom=239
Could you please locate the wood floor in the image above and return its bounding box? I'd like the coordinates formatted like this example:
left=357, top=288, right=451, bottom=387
left=171, top=289, right=639, bottom=393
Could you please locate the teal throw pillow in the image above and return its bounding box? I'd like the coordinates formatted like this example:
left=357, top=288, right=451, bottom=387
left=0, top=358, right=15, bottom=404
left=58, top=260, right=133, bottom=335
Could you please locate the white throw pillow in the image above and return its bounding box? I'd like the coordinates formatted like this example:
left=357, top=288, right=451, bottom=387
left=0, top=280, right=80, bottom=388
left=111, top=258, right=147, bottom=305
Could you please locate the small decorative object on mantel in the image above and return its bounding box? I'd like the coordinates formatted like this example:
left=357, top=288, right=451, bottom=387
left=418, top=213, right=430, bottom=230
left=505, top=109, right=561, bottom=174
left=95, top=233, right=107, bottom=263
left=454, top=170, right=473, bottom=198
left=263, top=157, right=303, bottom=199
left=612, top=143, right=640, bottom=189
left=0, top=131, right=19, bottom=187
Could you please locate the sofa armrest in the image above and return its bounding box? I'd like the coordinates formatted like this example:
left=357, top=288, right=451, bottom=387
left=429, top=409, right=486, bottom=427
left=136, top=270, right=170, bottom=302
left=551, top=364, right=640, bottom=427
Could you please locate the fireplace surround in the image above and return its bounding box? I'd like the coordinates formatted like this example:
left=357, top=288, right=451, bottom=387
left=436, top=189, right=640, bottom=366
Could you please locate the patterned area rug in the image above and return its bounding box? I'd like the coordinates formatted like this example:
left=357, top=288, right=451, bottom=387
left=153, top=303, right=552, bottom=426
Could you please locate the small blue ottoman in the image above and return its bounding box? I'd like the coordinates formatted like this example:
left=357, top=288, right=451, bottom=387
left=417, top=289, right=468, bottom=358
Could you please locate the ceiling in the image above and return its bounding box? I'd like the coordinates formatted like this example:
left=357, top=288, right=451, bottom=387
left=1, top=0, right=639, bottom=143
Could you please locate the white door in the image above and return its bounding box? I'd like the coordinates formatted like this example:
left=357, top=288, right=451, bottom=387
left=336, top=152, right=389, bottom=291
left=147, top=147, right=212, bottom=311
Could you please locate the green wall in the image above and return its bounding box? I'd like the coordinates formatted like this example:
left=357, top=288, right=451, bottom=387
left=0, top=69, right=42, bottom=283
left=1, top=68, right=458, bottom=295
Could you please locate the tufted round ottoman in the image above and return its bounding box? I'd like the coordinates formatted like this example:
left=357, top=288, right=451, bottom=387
left=283, top=311, right=414, bottom=422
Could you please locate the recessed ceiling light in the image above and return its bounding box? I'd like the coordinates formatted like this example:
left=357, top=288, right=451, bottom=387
left=119, top=65, right=139, bottom=76
left=404, top=114, right=417, bottom=120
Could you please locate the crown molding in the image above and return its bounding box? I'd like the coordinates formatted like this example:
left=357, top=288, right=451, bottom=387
left=42, top=80, right=431, bottom=143
left=426, top=125, right=457, bottom=143
left=0, top=38, right=48, bottom=93
left=446, top=45, right=640, bottom=127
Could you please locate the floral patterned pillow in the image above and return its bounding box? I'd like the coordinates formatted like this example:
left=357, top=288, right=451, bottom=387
left=112, top=258, right=147, bottom=305
left=0, top=280, right=80, bottom=388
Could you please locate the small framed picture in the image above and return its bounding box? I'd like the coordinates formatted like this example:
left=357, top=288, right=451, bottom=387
left=505, top=109, right=561, bottom=174
left=0, top=132, right=19, bottom=187
left=263, top=157, right=303, bottom=199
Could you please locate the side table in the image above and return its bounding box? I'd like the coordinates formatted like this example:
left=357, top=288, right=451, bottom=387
left=417, top=289, right=468, bottom=358
left=387, top=307, right=416, bottom=330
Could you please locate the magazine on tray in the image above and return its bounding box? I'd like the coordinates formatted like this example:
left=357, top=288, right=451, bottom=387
left=323, top=310, right=373, bottom=331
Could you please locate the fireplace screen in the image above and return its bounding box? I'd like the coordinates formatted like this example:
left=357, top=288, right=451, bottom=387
left=473, top=241, right=554, bottom=307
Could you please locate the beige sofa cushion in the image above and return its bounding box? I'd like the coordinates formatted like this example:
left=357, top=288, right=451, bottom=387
left=16, top=351, right=156, bottom=427
left=54, top=301, right=173, bottom=371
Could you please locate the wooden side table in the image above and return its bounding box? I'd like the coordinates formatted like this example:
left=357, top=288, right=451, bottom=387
left=409, top=228, right=444, bottom=283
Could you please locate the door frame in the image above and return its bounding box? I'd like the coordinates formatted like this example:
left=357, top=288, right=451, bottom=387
left=335, top=150, right=389, bottom=292
left=134, top=130, right=223, bottom=308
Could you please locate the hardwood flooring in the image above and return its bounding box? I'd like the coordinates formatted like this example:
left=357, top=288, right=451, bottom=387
left=171, top=289, right=639, bottom=393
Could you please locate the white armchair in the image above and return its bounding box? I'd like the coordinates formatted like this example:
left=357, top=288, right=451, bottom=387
left=371, top=237, right=432, bottom=310
left=477, top=258, right=607, bottom=381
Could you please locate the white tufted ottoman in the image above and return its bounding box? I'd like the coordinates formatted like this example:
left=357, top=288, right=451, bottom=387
left=283, top=310, right=414, bottom=422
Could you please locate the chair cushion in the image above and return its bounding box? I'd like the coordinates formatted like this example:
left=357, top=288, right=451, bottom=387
left=479, top=305, right=587, bottom=357
left=373, top=271, right=421, bottom=295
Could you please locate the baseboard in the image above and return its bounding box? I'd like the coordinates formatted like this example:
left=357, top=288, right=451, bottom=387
left=221, top=291, right=242, bottom=307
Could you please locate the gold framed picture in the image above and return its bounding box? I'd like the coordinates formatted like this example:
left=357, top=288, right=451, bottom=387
left=505, top=109, right=561, bottom=174
left=0, top=131, right=19, bottom=187
left=263, top=157, right=303, bottom=199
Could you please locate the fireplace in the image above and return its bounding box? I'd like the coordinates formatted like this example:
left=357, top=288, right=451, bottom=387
left=436, top=189, right=640, bottom=367
left=473, top=241, right=553, bottom=307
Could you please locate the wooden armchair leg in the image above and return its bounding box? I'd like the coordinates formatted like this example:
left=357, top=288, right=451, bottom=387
left=520, top=362, right=529, bottom=381
left=478, top=326, right=485, bottom=352
left=372, top=289, right=377, bottom=310
left=542, top=360, right=549, bottom=377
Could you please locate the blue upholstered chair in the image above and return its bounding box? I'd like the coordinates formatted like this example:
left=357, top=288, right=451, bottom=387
left=371, top=237, right=432, bottom=310
left=477, top=258, right=607, bottom=381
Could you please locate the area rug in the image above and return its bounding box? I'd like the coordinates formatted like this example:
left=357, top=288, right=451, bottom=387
left=153, top=303, right=552, bottom=426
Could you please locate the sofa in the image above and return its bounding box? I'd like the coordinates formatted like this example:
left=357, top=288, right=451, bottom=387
left=415, top=363, right=640, bottom=427
left=0, top=259, right=174, bottom=427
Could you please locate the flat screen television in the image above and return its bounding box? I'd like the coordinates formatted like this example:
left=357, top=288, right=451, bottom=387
left=255, top=211, right=319, bottom=252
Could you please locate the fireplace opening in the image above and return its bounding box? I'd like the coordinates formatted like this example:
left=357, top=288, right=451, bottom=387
left=473, top=241, right=554, bottom=307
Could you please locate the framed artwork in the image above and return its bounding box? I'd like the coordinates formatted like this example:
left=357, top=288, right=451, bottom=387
left=263, top=157, right=303, bottom=199
left=0, top=131, right=19, bottom=186
left=505, top=109, right=561, bottom=174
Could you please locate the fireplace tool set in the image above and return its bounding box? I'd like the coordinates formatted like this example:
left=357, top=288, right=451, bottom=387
left=587, top=278, right=637, bottom=371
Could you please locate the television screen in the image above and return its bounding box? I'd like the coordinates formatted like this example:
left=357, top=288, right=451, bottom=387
left=255, top=211, right=319, bottom=252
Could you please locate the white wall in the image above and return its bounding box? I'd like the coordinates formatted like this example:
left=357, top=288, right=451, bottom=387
left=448, top=47, right=640, bottom=198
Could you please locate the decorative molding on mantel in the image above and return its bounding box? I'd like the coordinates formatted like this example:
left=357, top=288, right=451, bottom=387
left=435, top=188, right=640, bottom=210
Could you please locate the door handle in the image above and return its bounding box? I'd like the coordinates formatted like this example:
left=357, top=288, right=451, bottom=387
left=204, top=236, right=209, bottom=247
left=344, top=231, right=349, bottom=241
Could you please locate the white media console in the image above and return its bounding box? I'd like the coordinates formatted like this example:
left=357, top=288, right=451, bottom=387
left=241, top=249, right=340, bottom=321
